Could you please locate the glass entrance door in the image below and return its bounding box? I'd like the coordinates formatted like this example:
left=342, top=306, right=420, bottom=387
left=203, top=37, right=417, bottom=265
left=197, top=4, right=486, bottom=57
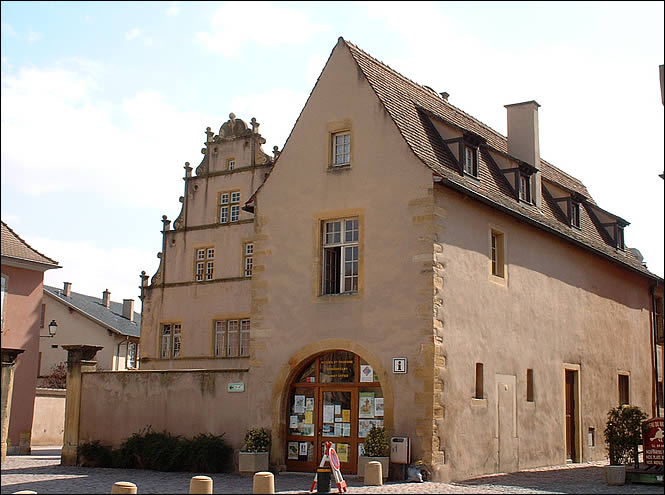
left=318, top=389, right=355, bottom=471
left=285, top=350, right=383, bottom=474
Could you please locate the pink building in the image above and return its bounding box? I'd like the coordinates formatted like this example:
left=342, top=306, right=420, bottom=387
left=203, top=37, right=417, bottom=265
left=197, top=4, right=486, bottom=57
left=1, top=221, right=60, bottom=455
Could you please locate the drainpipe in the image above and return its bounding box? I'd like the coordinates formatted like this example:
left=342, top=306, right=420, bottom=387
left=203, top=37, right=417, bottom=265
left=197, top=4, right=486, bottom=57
left=650, top=281, right=661, bottom=416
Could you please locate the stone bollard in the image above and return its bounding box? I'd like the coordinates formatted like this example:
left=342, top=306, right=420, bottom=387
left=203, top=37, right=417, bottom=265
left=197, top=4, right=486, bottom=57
left=364, top=461, right=383, bottom=486
left=252, top=471, right=275, bottom=494
left=189, top=475, right=213, bottom=494
left=111, top=481, right=137, bottom=494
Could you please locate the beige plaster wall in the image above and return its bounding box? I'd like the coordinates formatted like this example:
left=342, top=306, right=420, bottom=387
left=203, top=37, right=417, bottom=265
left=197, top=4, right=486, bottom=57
left=39, top=294, right=133, bottom=374
left=79, top=370, right=249, bottom=450
left=434, top=186, right=655, bottom=480
left=247, top=41, right=438, bottom=468
left=1, top=265, right=44, bottom=448
left=31, top=388, right=65, bottom=446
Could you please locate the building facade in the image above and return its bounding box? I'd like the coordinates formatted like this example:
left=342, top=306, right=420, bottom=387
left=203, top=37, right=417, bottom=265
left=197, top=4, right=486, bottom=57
left=1, top=221, right=60, bottom=456
left=40, top=283, right=141, bottom=375
left=138, top=38, right=664, bottom=481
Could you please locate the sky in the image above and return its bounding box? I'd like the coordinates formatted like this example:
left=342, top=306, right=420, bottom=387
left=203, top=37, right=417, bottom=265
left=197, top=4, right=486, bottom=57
left=1, top=1, right=663, bottom=307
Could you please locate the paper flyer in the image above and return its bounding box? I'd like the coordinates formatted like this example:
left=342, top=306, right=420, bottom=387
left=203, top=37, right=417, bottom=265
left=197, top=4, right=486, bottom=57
left=294, top=395, right=306, bottom=414
left=334, top=423, right=342, bottom=437
left=323, top=404, right=335, bottom=423
left=374, top=397, right=384, bottom=417
left=342, top=409, right=350, bottom=422
left=360, top=364, right=373, bottom=382
left=299, top=442, right=308, bottom=456
left=304, top=411, right=313, bottom=424
left=337, top=443, right=349, bottom=462
left=359, top=392, right=375, bottom=418
left=288, top=442, right=299, bottom=460
left=334, top=404, right=341, bottom=415
left=358, top=419, right=372, bottom=437
left=342, top=422, right=351, bottom=437
left=289, top=415, right=298, bottom=429
left=306, top=398, right=315, bottom=411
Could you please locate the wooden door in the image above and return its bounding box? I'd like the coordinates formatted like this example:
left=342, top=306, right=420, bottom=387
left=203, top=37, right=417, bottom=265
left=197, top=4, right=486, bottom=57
left=317, top=389, right=356, bottom=472
left=565, top=370, right=576, bottom=462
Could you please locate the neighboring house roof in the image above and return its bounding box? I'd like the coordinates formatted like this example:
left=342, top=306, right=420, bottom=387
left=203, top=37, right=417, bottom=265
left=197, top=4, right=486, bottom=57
left=43, top=285, right=141, bottom=338
left=1, top=221, right=60, bottom=269
left=340, top=38, right=659, bottom=280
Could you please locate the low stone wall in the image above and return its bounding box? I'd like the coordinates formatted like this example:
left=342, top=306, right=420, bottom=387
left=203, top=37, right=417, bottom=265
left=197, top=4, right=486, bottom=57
left=78, top=369, right=250, bottom=452
left=31, top=388, right=65, bottom=446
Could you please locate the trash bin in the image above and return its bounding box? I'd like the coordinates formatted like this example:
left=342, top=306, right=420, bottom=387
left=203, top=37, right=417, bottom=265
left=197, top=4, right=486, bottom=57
left=316, top=467, right=332, bottom=493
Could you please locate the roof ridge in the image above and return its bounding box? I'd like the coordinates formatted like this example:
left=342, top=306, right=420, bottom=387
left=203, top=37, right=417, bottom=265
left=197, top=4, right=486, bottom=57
left=1, top=220, right=59, bottom=265
left=343, top=38, right=509, bottom=150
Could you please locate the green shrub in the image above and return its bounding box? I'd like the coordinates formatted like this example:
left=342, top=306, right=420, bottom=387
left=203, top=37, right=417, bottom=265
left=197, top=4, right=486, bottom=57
left=79, top=427, right=233, bottom=473
left=363, top=425, right=389, bottom=457
left=603, top=405, right=648, bottom=465
left=78, top=440, right=113, bottom=467
left=243, top=427, right=270, bottom=453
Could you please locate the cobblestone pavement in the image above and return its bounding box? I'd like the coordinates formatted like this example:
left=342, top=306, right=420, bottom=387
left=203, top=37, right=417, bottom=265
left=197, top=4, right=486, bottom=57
left=2, top=448, right=662, bottom=494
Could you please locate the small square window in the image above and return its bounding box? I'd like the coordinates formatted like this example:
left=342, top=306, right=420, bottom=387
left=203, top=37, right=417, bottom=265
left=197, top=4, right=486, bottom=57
left=491, top=230, right=505, bottom=278
left=228, top=159, right=235, bottom=171
left=616, top=227, right=625, bottom=250
left=332, top=132, right=350, bottom=166
left=220, top=193, right=229, bottom=205
left=231, top=191, right=241, bottom=203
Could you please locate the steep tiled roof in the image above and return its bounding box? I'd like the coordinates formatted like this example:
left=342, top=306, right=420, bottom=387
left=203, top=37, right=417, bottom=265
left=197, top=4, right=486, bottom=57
left=342, top=39, right=657, bottom=279
left=1, top=221, right=60, bottom=267
left=44, top=285, right=141, bottom=338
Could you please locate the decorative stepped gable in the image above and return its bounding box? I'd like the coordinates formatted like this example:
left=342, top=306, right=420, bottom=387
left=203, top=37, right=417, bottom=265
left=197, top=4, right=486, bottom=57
left=338, top=37, right=656, bottom=278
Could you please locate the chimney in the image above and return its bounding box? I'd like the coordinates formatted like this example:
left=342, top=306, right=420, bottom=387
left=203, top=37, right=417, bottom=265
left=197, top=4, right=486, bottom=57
left=102, top=289, right=111, bottom=309
left=440, top=92, right=450, bottom=101
left=63, top=282, right=72, bottom=297
left=122, top=299, right=134, bottom=322
left=505, top=100, right=542, bottom=207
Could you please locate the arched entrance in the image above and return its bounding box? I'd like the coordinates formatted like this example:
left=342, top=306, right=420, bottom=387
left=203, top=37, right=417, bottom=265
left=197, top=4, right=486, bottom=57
left=285, top=350, right=384, bottom=474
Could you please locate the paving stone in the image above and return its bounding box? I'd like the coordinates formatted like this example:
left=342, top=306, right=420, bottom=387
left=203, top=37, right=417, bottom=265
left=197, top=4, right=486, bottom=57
left=2, top=448, right=662, bottom=494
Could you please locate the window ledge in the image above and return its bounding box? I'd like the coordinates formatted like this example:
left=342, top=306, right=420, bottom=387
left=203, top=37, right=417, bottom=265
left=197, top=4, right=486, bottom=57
left=328, top=164, right=351, bottom=172
left=318, top=291, right=359, bottom=301
left=463, top=172, right=480, bottom=182
left=471, top=398, right=488, bottom=408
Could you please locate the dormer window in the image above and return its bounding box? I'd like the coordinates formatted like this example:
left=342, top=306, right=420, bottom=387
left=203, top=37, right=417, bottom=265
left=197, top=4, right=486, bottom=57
left=570, top=202, right=581, bottom=229
left=464, top=146, right=478, bottom=177
left=616, top=226, right=625, bottom=250
left=519, top=174, right=531, bottom=203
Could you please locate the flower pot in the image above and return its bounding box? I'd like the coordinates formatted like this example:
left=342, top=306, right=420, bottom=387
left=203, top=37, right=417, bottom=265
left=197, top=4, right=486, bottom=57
left=239, top=451, right=269, bottom=474
left=357, top=456, right=389, bottom=479
left=604, top=464, right=626, bottom=486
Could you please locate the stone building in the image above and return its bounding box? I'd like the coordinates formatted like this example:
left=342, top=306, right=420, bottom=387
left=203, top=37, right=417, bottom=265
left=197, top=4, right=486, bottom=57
left=132, top=38, right=665, bottom=481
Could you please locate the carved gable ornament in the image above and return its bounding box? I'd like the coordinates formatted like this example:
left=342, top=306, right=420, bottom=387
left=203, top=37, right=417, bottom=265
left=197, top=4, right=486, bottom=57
left=218, top=113, right=252, bottom=140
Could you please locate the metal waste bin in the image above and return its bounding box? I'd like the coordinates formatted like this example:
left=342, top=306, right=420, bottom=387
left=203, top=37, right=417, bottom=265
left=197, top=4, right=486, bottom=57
left=316, top=467, right=332, bottom=493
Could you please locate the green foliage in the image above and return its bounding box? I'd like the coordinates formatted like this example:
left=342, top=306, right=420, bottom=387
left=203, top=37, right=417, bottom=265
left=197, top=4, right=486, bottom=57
left=41, top=362, right=67, bottom=389
left=78, top=440, right=113, bottom=467
left=243, top=427, right=270, bottom=453
left=363, top=425, right=389, bottom=457
left=603, top=405, right=648, bottom=465
left=77, top=426, right=233, bottom=473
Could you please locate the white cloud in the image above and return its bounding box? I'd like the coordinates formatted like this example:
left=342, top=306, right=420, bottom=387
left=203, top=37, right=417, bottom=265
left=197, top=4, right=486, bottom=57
left=166, top=1, right=181, bottom=16
left=1, top=22, right=18, bottom=38
left=27, top=29, right=42, bottom=43
left=125, top=28, right=142, bottom=41
left=228, top=87, right=310, bottom=153
left=196, top=1, right=331, bottom=57
left=0, top=64, right=217, bottom=210
left=38, top=237, right=155, bottom=305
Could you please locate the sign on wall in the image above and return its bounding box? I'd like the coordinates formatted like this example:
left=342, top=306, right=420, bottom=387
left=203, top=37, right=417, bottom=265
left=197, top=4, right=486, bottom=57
left=644, top=417, right=664, bottom=466
left=228, top=382, right=245, bottom=393
left=393, top=358, right=407, bottom=374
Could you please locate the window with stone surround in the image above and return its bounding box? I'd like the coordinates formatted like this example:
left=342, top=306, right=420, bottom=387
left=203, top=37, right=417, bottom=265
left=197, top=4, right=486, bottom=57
left=322, top=218, right=358, bottom=295
left=490, top=230, right=505, bottom=278
left=219, top=190, right=241, bottom=224
left=215, top=319, right=250, bottom=357
left=244, top=242, right=253, bottom=278
left=195, top=247, right=215, bottom=281
left=332, top=131, right=351, bottom=167
left=161, top=322, right=181, bottom=359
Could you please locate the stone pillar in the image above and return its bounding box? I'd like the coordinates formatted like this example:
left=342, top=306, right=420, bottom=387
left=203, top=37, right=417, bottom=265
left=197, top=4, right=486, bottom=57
left=1, top=348, right=25, bottom=462
left=61, top=345, right=103, bottom=466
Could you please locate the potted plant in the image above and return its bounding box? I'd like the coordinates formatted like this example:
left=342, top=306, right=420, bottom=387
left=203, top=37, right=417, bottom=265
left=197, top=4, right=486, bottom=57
left=603, top=405, right=647, bottom=486
left=239, top=427, right=270, bottom=474
left=357, top=425, right=389, bottom=479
